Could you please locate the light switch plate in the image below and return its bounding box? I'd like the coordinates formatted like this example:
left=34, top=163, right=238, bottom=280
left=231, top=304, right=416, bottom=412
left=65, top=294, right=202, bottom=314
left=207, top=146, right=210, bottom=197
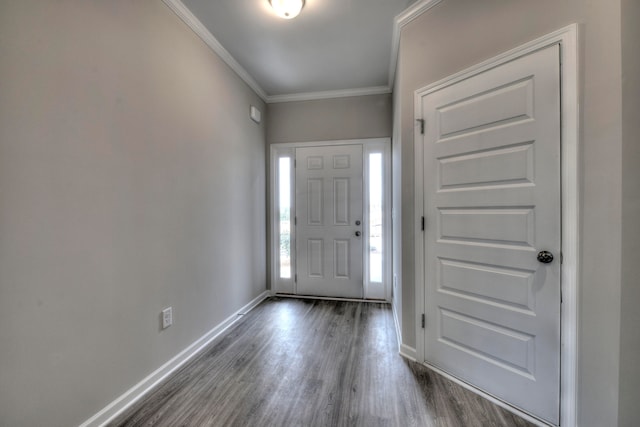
left=162, top=307, right=173, bottom=329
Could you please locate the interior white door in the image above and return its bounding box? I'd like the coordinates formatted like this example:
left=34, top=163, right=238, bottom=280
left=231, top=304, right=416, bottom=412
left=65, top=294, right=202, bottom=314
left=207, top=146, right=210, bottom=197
left=420, top=45, right=561, bottom=424
left=296, top=145, right=364, bottom=298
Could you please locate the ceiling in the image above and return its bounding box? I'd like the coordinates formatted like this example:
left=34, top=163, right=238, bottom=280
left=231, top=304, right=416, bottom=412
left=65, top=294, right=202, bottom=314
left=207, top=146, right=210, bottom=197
left=167, top=0, right=419, bottom=102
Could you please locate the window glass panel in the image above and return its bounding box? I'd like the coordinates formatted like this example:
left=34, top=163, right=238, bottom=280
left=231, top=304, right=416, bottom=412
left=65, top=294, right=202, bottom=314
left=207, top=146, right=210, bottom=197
left=369, top=153, right=383, bottom=283
left=278, top=157, right=292, bottom=279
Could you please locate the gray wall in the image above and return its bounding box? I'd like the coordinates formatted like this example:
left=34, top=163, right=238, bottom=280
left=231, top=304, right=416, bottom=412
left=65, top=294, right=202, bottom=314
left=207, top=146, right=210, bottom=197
left=619, top=0, right=640, bottom=425
left=266, top=94, right=392, bottom=144
left=0, top=2, right=266, bottom=426
left=394, top=0, right=626, bottom=425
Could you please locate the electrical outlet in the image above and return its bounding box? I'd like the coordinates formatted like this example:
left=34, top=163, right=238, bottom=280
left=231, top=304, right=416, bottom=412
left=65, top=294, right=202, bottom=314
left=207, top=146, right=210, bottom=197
left=162, top=307, right=173, bottom=329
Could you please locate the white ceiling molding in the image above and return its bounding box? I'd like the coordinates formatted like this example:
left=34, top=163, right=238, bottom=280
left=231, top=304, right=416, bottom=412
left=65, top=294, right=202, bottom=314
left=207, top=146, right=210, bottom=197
left=162, top=0, right=269, bottom=100
left=388, top=0, right=444, bottom=88
left=266, top=86, right=391, bottom=104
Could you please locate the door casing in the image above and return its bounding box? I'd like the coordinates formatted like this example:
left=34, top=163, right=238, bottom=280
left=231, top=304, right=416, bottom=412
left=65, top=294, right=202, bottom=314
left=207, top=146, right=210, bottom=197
left=270, top=138, right=392, bottom=301
left=413, top=24, right=579, bottom=427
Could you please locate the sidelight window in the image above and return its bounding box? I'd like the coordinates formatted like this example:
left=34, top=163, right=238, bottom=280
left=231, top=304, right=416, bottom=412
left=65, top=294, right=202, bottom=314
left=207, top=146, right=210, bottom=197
left=368, top=152, right=383, bottom=283
left=278, top=157, right=292, bottom=279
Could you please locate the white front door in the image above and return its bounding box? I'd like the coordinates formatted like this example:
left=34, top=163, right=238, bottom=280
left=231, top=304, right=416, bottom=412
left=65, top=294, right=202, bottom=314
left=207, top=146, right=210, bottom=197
left=419, top=44, right=561, bottom=424
left=295, top=144, right=364, bottom=298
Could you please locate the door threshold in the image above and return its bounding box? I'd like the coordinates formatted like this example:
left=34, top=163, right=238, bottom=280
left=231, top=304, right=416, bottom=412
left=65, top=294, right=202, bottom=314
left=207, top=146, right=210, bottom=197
left=273, top=292, right=388, bottom=304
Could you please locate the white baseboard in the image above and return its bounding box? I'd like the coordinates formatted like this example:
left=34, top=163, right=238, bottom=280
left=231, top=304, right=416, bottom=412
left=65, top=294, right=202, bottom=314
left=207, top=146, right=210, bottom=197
left=390, top=302, right=417, bottom=362
left=392, top=301, right=402, bottom=351
left=399, top=344, right=417, bottom=361
left=273, top=293, right=388, bottom=304
left=79, top=291, right=270, bottom=427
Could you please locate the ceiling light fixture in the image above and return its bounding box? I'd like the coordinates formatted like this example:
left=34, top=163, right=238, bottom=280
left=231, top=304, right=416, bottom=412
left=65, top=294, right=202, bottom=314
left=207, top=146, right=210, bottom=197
left=269, top=0, right=305, bottom=19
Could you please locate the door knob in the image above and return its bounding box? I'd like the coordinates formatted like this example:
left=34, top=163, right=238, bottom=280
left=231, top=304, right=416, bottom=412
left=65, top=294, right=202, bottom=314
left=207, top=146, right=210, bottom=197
left=355, top=231, right=361, bottom=237
left=537, top=251, right=554, bottom=264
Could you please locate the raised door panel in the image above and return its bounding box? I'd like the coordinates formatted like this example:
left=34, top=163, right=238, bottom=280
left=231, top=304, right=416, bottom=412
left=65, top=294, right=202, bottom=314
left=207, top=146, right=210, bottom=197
left=307, top=179, right=323, bottom=225
left=307, top=239, right=324, bottom=278
left=333, top=239, right=350, bottom=279
left=333, top=178, right=350, bottom=225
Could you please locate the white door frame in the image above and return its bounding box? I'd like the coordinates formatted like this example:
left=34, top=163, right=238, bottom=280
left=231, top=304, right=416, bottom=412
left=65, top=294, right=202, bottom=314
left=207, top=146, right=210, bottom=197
left=270, top=138, right=392, bottom=301
left=414, top=24, right=579, bottom=426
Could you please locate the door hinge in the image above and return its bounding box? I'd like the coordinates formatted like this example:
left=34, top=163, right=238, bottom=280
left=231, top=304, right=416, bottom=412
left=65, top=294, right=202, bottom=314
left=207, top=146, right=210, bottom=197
left=295, top=274, right=297, bottom=283
left=294, top=216, right=297, bottom=226
left=294, top=159, right=297, bottom=168
left=416, top=119, right=425, bottom=135
left=421, top=314, right=425, bottom=329
left=421, top=216, right=425, bottom=231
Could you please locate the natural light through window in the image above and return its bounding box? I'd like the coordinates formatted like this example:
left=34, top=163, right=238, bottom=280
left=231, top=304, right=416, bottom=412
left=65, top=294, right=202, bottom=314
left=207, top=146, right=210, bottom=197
left=278, top=157, right=292, bottom=279
left=369, top=153, right=383, bottom=283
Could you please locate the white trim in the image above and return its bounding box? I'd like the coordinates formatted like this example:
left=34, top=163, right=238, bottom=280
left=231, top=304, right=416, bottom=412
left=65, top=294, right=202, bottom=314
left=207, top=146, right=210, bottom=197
left=266, top=86, right=391, bottom=104
left=269, top=138, right=392, bottom=302
left=394, top=0, right=444, bottom=29
left=273, top=293, right=388, bottom=304
left=399, top=344, right=417, bottom=362
left=414, top=82, right=426, bottom=366
left=389, top=0, right=443, bottom=87
left=392, top=299, right=403, bottom=351
left=413, top=24, right=579, bottom=427
left=558, top=24, right=580, bottom=427
left=379, top=297, right=420, bottom=362
left=162, top=0, right=268, bottom=100
left=270, top=146, right=296, bottom=294
left=269, top=138, right=390, bottom=150
left=363, top=141, right=393, bottom=301
left=423, top=362, right=551, bottom=427
left=79, top=291, right=270, bottom=427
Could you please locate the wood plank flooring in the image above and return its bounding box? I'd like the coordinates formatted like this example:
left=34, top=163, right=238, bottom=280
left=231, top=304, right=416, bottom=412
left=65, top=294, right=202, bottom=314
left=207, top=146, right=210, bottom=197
left=111, top=297, right=535, bottom=427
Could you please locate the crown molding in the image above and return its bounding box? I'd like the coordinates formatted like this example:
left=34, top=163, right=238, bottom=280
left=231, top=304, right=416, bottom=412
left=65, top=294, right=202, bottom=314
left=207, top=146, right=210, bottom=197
left=388, top=0, right=443, bottom=88
left=162, top=0, right=269, bottom=100
left=266, top=86, right=391, bottom=104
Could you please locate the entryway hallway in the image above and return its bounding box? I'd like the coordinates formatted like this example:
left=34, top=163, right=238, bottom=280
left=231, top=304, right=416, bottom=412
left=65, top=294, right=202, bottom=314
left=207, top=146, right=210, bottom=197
left=112, top=298, right=534, bottom=427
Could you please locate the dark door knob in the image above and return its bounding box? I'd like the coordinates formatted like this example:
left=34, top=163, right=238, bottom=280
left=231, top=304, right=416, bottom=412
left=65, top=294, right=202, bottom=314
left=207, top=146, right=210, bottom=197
left=537, top=251, right=554, bottom=263
left=355, top=231, right=361, bottom=237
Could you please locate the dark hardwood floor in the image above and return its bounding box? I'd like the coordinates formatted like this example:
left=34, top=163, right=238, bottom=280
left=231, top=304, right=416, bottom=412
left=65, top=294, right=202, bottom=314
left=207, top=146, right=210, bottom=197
left=111, top=297, right=535, bottom=427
